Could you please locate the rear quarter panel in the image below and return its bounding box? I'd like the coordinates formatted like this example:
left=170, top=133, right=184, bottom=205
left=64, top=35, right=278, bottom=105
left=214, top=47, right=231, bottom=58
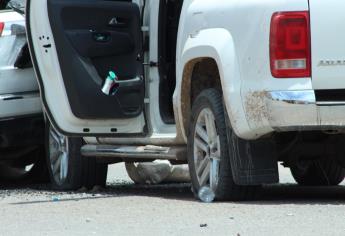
left=309, top=0, right=345, bottom=90
left=176, top=0, right=310, bottom=140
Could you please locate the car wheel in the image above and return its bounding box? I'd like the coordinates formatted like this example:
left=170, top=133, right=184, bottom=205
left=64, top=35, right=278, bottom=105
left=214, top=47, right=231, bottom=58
left=0, top=146, right=48, bottom=184
left=188, top=89, right=259, bottom=201
left=19, top=146, right=49, bottom=183
left=46, top=121, right=108, bottom=190
left=290, top=157, right=345, bottom=186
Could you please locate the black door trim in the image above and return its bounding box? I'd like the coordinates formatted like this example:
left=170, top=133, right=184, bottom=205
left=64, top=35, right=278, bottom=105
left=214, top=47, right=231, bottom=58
left=26, top=0, right=147, bottom=137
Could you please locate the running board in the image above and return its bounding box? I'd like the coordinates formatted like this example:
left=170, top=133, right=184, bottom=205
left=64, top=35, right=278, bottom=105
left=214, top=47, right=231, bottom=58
left=81, top=145, right=187, bottom=162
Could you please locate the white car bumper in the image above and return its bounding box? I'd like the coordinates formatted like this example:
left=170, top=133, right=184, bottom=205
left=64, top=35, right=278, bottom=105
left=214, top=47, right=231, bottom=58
left=254, top=90, right=345, bottom=135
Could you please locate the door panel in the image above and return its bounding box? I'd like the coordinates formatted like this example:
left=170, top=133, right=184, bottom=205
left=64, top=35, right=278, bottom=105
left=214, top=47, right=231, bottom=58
left=47, top=0, right=144, bottom=119
left=27, top=0, right=146, bottom=135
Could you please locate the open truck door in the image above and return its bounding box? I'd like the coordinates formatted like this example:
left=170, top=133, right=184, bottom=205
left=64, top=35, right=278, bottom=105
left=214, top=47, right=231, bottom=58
left=26, top=0, right=145, bottom=136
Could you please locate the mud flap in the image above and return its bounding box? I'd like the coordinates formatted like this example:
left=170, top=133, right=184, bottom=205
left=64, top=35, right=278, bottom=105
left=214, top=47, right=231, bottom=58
left=225, top=115, right=279, bottom=186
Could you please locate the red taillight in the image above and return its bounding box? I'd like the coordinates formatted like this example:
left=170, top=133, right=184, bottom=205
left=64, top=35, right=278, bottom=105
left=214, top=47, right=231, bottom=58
left=270, top=11, right=311, bottom=78
left=0, top=22, right=4, bottom=36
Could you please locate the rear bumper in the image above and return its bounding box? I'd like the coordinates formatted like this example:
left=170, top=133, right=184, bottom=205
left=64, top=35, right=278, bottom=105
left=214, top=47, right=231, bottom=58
left=264, top=90, right=345, bottom=132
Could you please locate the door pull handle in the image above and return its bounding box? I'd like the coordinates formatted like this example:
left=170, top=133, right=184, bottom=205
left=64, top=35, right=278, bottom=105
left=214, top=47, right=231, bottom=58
left=108, top=17, right=126, bottom=27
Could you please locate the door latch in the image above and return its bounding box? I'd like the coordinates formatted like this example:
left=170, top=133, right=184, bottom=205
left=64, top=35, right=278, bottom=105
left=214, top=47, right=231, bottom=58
left=143, top=61, right=159, bottom=67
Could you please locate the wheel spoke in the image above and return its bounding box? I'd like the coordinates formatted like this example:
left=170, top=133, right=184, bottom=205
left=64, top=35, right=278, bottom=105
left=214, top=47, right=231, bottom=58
left=197, top=156, right=210, bottom=176
left=60, top=153, right=68, bottom=181
left=50, top=130, right=61, bottom=146
left=50, top=150, right=60, bottom=165
left=205, top=111, right=217, bottom=144
left=195, top=137, right=208, bottom=153
left=195, top=124, right=209, bottom=143
left=199, top=161, right=211, bottom=186
left=210, top=159, right=220, bottom=190
left=212, top=136, right=221, bottom=161
left=53, top=155, right=61, bottom=176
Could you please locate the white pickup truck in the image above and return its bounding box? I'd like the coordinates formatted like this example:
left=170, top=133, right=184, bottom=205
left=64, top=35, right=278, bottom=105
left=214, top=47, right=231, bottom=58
left=27, top=0, right=345, bottom=200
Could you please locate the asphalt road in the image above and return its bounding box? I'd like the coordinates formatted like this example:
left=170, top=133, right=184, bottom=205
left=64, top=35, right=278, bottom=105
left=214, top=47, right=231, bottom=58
left=0, top=164, right=345, bottom=236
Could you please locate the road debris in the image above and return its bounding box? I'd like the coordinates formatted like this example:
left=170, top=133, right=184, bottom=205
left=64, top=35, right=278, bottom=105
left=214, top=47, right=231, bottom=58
left=52, top=196, right=59, bottom=202
left=198, top=186, right=215, bottom=203
left=125, top=161, right=190, bottom=185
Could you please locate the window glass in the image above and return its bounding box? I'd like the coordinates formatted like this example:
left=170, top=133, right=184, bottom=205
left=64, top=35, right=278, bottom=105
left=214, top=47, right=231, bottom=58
left=0, top=0, right=10, bottom=10
left=0, top=0, right=25, bottom=10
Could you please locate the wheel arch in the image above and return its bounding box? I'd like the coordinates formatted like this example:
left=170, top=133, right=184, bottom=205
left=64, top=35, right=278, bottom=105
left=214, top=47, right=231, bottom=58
left=174, top=28, right=252, bottom=142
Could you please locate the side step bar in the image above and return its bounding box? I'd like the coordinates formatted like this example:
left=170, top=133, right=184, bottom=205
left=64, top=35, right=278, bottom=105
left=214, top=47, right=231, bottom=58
left=81, top=145, right=187, bottom=163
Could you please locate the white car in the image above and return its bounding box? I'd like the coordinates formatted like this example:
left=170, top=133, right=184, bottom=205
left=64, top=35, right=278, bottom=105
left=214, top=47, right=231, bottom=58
left=27, top=0, right=345, bottom=200
left=0, top=0, right=44, bottom=181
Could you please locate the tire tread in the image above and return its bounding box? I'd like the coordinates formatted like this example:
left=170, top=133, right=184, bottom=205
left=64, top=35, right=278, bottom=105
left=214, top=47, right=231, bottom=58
left=291, top=157, right=345, bottom=186
left=46, top=122, right=107, bottom=191
left=188, top=89, right=259, bottom=201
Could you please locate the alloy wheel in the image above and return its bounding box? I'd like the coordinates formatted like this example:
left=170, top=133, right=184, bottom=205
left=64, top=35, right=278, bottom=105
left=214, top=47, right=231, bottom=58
left=193, top=108, right=221, bottom=192
left=48, top=126, right=69, bottom=185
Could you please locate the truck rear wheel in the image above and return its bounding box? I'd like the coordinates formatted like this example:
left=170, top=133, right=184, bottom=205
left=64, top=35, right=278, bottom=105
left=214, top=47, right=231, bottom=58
left=290, top=157, right=345, bottom=186
left=187, top=89, right=259, bottom=201
left=46, top=121, right=108, bottom=190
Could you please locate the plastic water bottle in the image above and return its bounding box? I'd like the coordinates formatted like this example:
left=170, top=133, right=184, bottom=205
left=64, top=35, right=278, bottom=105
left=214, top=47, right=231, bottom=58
left=102, top=71, right=117, bottom=95
left=198, top=186, right=215, bottom=203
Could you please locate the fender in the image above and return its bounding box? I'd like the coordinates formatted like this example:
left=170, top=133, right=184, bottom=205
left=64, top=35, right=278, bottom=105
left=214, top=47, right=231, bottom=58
left=174, top=28, right=253, bottom=142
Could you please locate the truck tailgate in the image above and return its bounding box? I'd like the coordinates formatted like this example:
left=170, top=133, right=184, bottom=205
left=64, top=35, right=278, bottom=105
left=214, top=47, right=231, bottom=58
left=310, top=0, right=345, bottom=90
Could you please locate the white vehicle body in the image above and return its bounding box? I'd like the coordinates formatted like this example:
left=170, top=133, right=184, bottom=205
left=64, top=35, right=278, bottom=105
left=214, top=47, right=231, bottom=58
left=176, top=0, right=311, bottom=140
left=29, top=0, right=341, bottom=141
left=0, top=10, right=40, bottom=118
left=28, top=0, right=345, bottom=192
left=177, top=0, right=345, bottom=140
left=0, top=1, right=44, bottom=178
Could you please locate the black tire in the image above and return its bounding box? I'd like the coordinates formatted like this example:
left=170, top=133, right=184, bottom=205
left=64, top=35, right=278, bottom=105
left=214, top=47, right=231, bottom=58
left=19, top=146, right=49, bottom=183
left=187, top=89, right=259, bottom=201
left=290, top=157, right=345, bottom=186
left=0, top=146, right=49, bottom=184
left=46, top=121, right=108, bottom=190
